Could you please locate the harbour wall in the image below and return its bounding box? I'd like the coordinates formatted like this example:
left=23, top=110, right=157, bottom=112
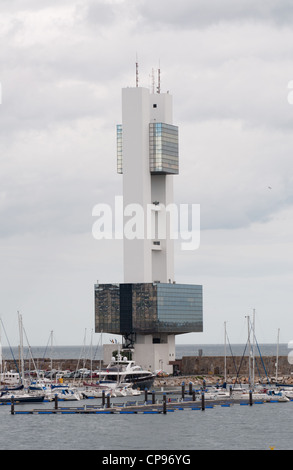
left=176, top=355, right=293, bottom=379
left=3, top=355, right=293, bottom=379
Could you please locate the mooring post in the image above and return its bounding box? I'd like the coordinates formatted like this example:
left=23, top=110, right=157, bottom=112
left=54, top=394, right=58, bottom=410
left=107, top=393, right=110, bottom=408
left=144, top=388, right=148, bottom=403
left=11, top=396, right=14, bottom=415
left=163, top=393, right=167, bottom=414
left=189, top=382, right=193, bottom=395
left=152, top=390, right=155, bottom=404
left=181, top=382, right=185, bottom=400
left=102, top=390, right=105, bottom=407
left=249, top=390, right=253, bottom=406
left=192, top=389, right=196, bottom=401
left=201, top=391, right=205, bottom=411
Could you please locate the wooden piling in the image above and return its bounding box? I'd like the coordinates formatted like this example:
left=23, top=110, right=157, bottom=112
left=54, top=394, right=58, bottom=410
left=181, top=382, right=185, bottom=399
left=201, top=391, right=205, bottom=411
left=249, top=390, right=253, bottom=406
left=152, top=390, right=155, bottom=404
left=11, top=396, right=14, bottom=415
left=163, top=393, right=167, bottom=414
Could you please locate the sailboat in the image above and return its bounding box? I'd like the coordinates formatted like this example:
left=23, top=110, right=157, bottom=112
left=28, top=330, right=83, bottom=401
left=0, top=314, right=45, bottom=404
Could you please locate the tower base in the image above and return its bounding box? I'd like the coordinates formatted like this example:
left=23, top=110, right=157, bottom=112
left=133, top=334, right=175, bottom=374
left=102, top=334, right=175, bottom=374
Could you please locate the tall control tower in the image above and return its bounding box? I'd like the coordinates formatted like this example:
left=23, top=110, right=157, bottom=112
left=95, top=68, right=203, bottom=375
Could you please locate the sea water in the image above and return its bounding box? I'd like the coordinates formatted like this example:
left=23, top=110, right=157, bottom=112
left=0, top=398, right=292, bottom=450
left=2, top=342, right=288, bottom=362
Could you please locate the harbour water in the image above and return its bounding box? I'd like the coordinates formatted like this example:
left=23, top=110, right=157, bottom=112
left=0, top=394, right=292, bottom=451
left=0, top=343, right=292, bottom=451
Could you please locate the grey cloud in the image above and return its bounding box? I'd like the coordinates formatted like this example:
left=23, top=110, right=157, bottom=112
left=0, top=0, right=75, bottom=12
left=137, top=0, right=293, bottom=30
left=0, top=120, right=121, bottom=239
left=0, top=73, right=104, bottom=134
left=84, top=1, right=118, bottom=26
left=175, top=60, right=293, bottom=132
left=0, top=162, right=120, bottom=238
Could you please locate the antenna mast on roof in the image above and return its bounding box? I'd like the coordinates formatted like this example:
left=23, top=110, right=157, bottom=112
left=136, top=54, right=139, bottom=87
left=157, top=60, right=161, bottom=94
left=151, top=68, right=155, bottom=94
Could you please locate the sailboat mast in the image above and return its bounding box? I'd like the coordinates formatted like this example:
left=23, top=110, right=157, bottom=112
left=98, top=330, right=103, bottom=385
left=90, top=329, right=93, bottom=382
left=252, top=309, right=255, bottom=388
left=276, top=328, right=280, bottom=382
left=50, top=330, right=53, bottom=383
left=0, top=319, right=2, bottom=383
left=18, top=312, right=24, bottom=385
left=246, top=315, right=251, bottom=386
left=117, top=341, right=120, bottom=385
left=224, top=321, right=227, bottom=384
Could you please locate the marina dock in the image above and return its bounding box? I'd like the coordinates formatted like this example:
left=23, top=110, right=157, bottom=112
left=9, top=391, right=291, bottom=415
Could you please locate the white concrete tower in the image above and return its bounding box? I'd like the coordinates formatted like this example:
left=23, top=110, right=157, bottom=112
left=119, top=85, right=178, bottom=285
left=95, top=69, right=202, bottom=374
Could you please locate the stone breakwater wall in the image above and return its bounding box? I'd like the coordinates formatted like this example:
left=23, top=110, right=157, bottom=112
left=153, top=355, right=293, bottom=387
left=2, top=358, right=102, bottom=373
left=178, top=355, right=293, bottom=380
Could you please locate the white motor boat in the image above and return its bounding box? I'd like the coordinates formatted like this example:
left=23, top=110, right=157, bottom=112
left=275, top=387, right=293, bottom=399
left=203, top=390, right=231, bottom=400
left=94, top=355, right=156, bottom=390
left=230, top=390, right=289, bottom=402
left=81, top=387, right=107, bottom=399
left=32, top=383, right=82, bottom=401
left=0, top=389, right=45, bottom=403
left=48, top=386, right=83, bottom=401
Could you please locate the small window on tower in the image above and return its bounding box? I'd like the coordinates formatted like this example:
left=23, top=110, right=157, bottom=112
left=153, top=104, right=157, bottom=108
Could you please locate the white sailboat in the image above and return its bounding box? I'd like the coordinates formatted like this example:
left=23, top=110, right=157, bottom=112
left=0, top=314, right=45, bottom=403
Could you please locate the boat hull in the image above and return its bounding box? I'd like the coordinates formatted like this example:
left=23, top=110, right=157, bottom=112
left=125, top=375, right=155, bottom=390
left=0, top=395, right=45, bottom=404
left=92, top=374, right=155, bottom=391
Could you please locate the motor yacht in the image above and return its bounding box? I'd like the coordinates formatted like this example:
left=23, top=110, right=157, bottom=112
left=95, top=354, right=156, bottom=390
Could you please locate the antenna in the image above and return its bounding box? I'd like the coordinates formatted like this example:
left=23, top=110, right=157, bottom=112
left=157, top=61, right=161, bottom=94
left=136, top=54, right=139, bottom=87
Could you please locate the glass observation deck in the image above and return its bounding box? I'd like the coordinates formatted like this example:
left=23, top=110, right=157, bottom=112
left=116, top=122, right=179, bottom=175
left=149, top=122, right=179, bottom=175
left=95, top=282, right=203, bottom=335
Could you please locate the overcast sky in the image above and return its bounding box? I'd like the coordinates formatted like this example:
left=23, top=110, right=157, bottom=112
left=0, top=0, right=293, bottom=349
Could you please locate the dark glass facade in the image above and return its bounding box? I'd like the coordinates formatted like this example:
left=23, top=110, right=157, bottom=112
left=94, top=284, right=120, bottom=334
left=120, top=283, right=133, bottom=333
left=95, top=282, right=203, bottom=335
left=157, top=283, right=202, bottom=332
